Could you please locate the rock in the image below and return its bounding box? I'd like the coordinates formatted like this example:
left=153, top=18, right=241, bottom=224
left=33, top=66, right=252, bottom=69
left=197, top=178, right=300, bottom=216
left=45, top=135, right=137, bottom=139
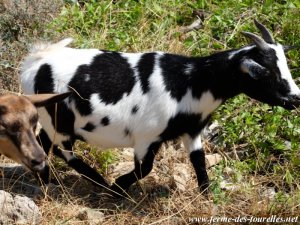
left=108, top=161, right=134, bottom=179
left=0, top=178, right=40, bottom=197
left=0, top=163, right=27, bottom=179
left=284, top=141, right=291, bottom=150
left=0, top=190, right=41, bottom=225
left=261, top=187, right=276, bottom=200
left=121, top=148, right=134, bottom=160
left=223, top=167, right=234, bottom=178
left=219, top=180, right=239, bottom=191
left=76, top=207, right=104, bottom=225
left=146, top=170, right=160, bottom=184
left=205, top=153, right=222, bottom=168
left=171, top=163, right=191, bottom=191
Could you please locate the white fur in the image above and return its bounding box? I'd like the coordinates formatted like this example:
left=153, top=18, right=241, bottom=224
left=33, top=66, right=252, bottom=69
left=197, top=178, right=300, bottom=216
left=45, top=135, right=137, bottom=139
left=272, top=44, right=300, bottom=95
left=184, top=63, right=194, bottom=75
left=228, top=46, right=254, bottom=59
left=84, top=74, right=91, bottom=82
left=182, top=134, right=202, bottom=153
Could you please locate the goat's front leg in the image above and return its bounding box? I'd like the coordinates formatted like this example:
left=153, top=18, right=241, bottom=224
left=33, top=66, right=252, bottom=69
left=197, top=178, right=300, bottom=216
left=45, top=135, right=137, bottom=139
left=182, top=134, right=209, bottom=194
left=110, top=141, right=161, bottom=197
left=38, top=129, right=108, bottom=188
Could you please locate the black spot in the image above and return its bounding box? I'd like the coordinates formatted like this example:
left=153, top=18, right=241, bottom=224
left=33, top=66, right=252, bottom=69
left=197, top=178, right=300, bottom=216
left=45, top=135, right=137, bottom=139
left=137, top=53, right=156, bottom=94
left=69, top=52, right=136, bottom=116
left=34, top=64, right=54, bottom=94
left=160, top=54, right=193, bottom=102
left=124, top=127, right=131, bottom=137
left=82, top=122, right=96, bottom=132
left=131, top=105, right=139, bottom=114
left=46, top=102, right=76, bottom=135
left=101, top=116, right=110, bottom=126
left=62, top=140, right=73, bottom=150
left=159, top=113, right=210, bottom=141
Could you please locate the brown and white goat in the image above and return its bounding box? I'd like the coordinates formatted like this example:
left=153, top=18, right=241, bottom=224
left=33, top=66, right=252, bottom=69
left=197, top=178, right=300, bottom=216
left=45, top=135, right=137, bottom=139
left=0, top=92, right=70, bottom=172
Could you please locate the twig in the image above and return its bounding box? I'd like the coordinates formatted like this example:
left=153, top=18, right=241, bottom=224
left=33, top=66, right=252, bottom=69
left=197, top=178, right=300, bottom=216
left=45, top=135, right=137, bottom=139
left=180, top=18, right=203, bottom=33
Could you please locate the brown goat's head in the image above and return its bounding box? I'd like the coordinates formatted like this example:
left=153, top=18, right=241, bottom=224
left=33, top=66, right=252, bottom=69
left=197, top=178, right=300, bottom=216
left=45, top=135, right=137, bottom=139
left=0, top=92, right=71, bottom=172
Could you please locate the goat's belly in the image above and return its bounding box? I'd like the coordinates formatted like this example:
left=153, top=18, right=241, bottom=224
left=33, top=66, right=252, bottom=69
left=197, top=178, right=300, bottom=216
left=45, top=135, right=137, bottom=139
left=75, top=127, right=134, bottom=148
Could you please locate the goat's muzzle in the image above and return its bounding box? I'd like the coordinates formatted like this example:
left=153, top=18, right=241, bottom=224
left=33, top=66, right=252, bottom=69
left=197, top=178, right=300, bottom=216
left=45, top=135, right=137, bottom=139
left=281, top=94, right=300, bottom=110
left=23, top=150, right=47, bottom=172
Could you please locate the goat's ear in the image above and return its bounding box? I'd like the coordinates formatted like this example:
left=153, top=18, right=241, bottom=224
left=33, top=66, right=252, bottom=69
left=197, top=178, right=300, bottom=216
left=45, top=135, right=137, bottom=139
left=25, top=92, right=72, bottom=107
left=283, top=45, right=300, bottom=52
left=240, top=59, right=269, bottom=80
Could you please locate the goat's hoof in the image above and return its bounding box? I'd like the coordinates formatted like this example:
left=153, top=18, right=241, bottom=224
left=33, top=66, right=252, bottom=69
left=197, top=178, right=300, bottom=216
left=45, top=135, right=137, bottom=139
left=199, top=183, right=210, bottom=197
left=109, top=184, right=128, bottom=198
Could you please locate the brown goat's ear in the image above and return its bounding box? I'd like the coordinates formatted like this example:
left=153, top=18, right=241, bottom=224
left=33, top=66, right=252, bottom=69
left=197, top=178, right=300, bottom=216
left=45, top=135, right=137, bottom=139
left=25, top=92, right=72, bottom=107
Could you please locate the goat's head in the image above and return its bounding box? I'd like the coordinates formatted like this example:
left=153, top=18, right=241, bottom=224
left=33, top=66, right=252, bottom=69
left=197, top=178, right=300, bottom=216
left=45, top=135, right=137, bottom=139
left=239, top=20, right=300, bottom=110
left=0, top=92, right=71, bottom=172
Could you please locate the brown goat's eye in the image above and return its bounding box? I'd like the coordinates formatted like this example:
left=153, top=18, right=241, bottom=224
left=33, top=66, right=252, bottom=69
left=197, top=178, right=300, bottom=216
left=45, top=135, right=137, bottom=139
left=10, top=122, right=22, bottom=133
left=29, top=115, right=38, bottom=126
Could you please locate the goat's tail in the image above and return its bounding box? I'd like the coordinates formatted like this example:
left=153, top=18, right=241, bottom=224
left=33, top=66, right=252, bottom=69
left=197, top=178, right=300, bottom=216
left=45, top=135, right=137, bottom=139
left=21, top=38, right=73, bottom=75
left=30, top=38, right=73, bottom=54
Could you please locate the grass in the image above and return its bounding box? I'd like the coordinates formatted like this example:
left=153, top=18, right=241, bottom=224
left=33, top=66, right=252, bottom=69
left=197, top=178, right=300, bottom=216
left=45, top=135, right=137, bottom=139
left=0, top=0, right=300, bottom=224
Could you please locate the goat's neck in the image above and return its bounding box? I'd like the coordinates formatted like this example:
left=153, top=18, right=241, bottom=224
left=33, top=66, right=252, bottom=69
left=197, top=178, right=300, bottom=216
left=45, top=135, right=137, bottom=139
left=192, top=46, right=253, bottom=101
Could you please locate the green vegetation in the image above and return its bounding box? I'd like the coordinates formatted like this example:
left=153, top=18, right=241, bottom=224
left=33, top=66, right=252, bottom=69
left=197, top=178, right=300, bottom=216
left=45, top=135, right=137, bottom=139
left=1, top=0, right=300, bottom=223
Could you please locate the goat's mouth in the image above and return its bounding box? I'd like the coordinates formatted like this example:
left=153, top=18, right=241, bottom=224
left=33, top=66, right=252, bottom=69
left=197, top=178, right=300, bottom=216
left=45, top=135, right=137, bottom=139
left=22, top=160, right=46, bottom=172
left=279, top=95, right=300, bottom=110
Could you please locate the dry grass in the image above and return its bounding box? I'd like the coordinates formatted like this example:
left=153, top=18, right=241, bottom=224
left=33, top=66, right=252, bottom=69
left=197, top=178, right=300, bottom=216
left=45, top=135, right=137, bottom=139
left=0, top=0, right=63, bottom=94
left=2, top=142, right=300, bottom=224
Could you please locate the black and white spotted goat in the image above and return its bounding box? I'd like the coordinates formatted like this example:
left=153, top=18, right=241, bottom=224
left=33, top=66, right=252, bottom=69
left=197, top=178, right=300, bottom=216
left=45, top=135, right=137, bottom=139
left=20, top=20, right=300, bottom=196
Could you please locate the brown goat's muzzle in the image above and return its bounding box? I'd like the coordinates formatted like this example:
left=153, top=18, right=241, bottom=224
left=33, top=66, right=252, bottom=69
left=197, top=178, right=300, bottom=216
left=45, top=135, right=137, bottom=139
left=22, top=148, right=47, bottom=172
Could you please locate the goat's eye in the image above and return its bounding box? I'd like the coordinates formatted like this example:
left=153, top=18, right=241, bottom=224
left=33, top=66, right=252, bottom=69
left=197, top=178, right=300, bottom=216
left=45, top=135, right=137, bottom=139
left=10, top=122, right=22, bottom=133
left=30, top=115, right=38, bottom=126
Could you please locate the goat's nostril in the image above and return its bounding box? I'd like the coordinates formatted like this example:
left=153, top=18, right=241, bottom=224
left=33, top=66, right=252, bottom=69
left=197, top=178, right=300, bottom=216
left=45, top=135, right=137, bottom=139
left=31, top=159, right=42, bottom=166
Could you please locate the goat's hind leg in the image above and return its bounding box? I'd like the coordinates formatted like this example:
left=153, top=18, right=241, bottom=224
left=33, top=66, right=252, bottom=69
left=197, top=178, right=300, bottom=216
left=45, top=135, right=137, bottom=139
left=110, top=141, right=161, bottom=197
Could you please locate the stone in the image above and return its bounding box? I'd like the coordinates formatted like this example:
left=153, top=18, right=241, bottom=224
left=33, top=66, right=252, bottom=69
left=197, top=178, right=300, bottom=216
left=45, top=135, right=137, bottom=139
left=261, top=187, right=276, bottom=200
left=0, top=190, right=41, bottom=225
left=76, top=207, right=104, bottom=225
left=171, top=163, right=191, bottom=191
left=205, top=153, right=222, bottom=168
left=108, top=161, right=134, bottom=180
left=223, top=167, right=234, bottom=178
left=219, top=180, right=239, bottom=191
